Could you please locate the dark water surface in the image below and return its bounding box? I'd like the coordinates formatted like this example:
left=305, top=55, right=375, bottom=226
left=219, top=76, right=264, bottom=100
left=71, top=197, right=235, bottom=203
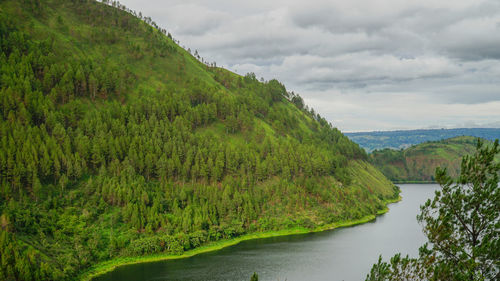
left=94, top=184, right=439, bottom=281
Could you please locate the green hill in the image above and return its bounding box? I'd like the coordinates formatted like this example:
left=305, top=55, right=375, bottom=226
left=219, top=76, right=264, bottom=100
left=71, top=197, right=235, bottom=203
left=0, top=0, right=398, bottom=280
left=369, top=136, right=498, bottom=182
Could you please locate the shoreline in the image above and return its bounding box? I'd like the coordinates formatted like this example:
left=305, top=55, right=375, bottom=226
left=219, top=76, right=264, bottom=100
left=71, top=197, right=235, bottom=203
left=79, top=196, right=401, bottom=281
left=393, top=180, right=436, bottom=184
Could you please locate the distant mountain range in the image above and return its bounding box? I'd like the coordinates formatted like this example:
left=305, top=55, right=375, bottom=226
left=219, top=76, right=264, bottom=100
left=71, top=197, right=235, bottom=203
left=345, top=128, right=500, bottom=152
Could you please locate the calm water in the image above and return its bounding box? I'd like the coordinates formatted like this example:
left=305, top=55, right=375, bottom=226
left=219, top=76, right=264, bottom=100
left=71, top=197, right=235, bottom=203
left=95, top=184, right=439, bottom=281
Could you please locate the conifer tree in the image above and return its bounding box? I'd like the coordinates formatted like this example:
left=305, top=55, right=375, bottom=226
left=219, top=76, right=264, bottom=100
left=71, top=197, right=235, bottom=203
left=367, top=139, right=500, bottom=281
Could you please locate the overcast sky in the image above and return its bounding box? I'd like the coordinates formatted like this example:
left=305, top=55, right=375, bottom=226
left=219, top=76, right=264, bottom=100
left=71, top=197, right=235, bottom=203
left=118, top=0, right=500, bottom=132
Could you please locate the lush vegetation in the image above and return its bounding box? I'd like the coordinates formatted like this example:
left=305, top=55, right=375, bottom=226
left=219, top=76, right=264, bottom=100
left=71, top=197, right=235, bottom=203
left=369, top=136, right=500, bottom=182
left=346, top=128, right=500, bottom=152
left=366, top=139, right=500, bottom=281
left=0, top=0, right=398, bottom=280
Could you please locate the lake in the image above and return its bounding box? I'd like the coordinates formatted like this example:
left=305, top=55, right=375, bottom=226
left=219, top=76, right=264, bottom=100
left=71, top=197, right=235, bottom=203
left=94, top=184, right=439, bottom=281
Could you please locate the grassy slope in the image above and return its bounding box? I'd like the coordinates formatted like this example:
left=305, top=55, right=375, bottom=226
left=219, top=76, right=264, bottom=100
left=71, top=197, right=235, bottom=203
left=0, top=1, right=399, bottom=280
left=369, top=136, right=498, bottom=182
left=34, top=0, right=321, bottom=141
left=15, top=0, right=391, bottom=193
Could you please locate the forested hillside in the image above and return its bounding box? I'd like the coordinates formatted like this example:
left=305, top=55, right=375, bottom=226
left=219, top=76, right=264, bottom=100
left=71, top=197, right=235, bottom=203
left=369, top=136, right=499, bottom=182
left=0, top=1, right=398, bottom=280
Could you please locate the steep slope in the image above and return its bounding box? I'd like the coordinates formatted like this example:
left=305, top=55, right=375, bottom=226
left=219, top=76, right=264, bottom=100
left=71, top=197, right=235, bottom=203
left=369, top=136, right=498, bottom=182
left=0, top=1, right=398, bottom=280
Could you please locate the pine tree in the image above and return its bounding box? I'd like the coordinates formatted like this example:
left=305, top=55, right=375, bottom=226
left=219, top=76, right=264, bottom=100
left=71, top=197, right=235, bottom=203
left=250, top=272, right=259, bottom=281
left=367, top=139, right=500, bottom=281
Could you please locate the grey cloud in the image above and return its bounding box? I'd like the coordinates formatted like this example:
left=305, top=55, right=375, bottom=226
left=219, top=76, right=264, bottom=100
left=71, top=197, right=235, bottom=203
left=290, top=1, right=406, bottom=34
left=158, top=4, right=228, bottom=36
left=435, top=17, right=500, bottom=60
left=118, top=0, right=500, bottom=131
left=290, top=0, right=500, bottom=61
